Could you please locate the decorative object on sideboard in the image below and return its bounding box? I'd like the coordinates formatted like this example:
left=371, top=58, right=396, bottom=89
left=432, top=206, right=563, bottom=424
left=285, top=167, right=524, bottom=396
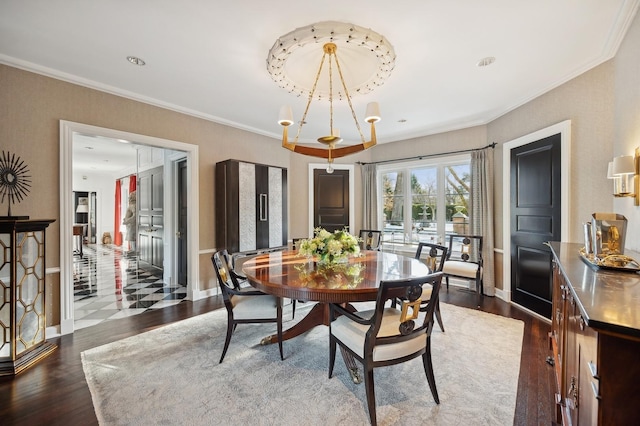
left=0, top=151, right=31, bottom=219
left=268, top=22, right=394, bottom=173
left=580, top=212, right=639, bottom=271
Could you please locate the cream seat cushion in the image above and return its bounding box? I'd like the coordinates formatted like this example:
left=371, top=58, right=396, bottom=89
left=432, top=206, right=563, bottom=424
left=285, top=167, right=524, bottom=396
left=231, top=293, right=279, bottom=320
left=442, top=260, right=479, bottom=278
left=331, top=308, right=427, bottom=362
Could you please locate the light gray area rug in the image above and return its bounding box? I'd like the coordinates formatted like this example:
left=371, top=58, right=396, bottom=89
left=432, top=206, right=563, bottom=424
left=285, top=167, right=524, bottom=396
left=82, top=302, right=524, bottom=425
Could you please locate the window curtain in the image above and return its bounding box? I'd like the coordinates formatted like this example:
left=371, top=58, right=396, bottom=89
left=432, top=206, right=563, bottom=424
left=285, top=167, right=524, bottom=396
left=113, top=180, right=122, bottom=246
left=129, top=174, right=136, bottom=193
left=361, top=164, right=378, bottom=230
left=470, top=149, right=495, bottom=296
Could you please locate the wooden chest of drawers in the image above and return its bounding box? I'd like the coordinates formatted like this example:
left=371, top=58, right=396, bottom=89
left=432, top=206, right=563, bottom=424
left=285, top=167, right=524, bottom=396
left=549, top=242, right=640, bottom=425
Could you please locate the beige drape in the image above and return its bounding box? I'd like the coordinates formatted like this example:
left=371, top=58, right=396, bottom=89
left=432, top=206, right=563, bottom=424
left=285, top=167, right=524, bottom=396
left=361, top=164, right=378, bottom=230
left=470, top=149, right=495, bottom=296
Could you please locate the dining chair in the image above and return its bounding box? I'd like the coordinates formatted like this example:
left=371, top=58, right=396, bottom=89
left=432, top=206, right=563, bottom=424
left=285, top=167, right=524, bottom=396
left=414, top=242, right=448, bottom=332
left=442, top=234, right=483, bottom=307
left=224, top=251, right=296, bottom=318
left=211, top=250, right=285, bottom=363
left=359, top=229, right=383, bottom=251
left=328, top=272, right=443, bottom=425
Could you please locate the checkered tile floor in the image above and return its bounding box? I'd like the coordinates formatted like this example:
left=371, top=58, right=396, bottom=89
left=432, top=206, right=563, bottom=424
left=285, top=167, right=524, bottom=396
left=73, top=244, right=188, bottom=330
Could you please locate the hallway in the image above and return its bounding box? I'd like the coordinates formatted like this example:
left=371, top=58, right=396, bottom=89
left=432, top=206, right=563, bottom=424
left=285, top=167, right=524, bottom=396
left=73, top=243, right=187, bottom=329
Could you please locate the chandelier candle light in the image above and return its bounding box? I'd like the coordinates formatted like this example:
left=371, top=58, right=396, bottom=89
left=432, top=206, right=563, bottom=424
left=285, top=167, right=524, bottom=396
left=267, top=22, right=395, bottom=172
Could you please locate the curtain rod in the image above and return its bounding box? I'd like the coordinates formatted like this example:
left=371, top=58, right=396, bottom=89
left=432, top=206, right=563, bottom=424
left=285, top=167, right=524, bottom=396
left=357, top=142, right=497, bottom=166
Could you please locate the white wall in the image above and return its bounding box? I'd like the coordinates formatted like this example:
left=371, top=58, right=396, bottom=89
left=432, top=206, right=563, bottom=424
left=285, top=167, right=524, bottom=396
left=72, top=168, right=132, bottom=244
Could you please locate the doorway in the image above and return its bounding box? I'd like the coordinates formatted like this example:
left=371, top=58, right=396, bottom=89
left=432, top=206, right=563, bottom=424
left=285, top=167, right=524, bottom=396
left=509, top=134, right=561, bottom=318
left=502, top=120, right=571, bottom=319
left=313, top=168, right=350, bottom=232
left=60, top=120, right=200, bottom=335
left=308, top=164, right=355, bottom=237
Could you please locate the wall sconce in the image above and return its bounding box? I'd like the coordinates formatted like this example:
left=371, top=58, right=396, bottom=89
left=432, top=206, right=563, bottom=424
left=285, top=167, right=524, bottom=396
left=607, top=161, right=621, bottom=195
left=611, top=149, right=639, bottom=206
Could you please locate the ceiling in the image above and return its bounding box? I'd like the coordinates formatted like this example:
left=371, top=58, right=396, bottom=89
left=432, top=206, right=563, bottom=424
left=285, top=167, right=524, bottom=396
left=1, top=1, right=638, bottom=165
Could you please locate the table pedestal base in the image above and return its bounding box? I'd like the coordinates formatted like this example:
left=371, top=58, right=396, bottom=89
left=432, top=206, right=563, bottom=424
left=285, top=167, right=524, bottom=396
left=260, top=302, right=362, bottom=384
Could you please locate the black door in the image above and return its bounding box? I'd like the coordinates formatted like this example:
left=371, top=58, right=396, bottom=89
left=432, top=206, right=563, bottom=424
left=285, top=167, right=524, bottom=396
left=510, top=134, right=561, bottom=318
left=177, top=159, right=187, bottom=285
left=313, top=168, right=349, bottom=232
left=138, top=166, right=164, bottom=270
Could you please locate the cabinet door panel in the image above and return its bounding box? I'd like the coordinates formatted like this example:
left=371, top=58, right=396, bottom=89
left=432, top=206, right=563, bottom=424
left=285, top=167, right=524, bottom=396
left=268, top=166, right=283, bottom=248
left=577, top=322, right=598, bottom=426
left=238, top=162, right=256, bottom=252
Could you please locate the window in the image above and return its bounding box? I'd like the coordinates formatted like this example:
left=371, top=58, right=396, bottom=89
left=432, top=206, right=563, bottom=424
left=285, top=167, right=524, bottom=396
left=379, top=155, right=470, bottom=251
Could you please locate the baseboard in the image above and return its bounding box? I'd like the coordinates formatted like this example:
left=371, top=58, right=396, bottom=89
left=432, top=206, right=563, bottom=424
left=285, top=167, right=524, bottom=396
left=511, top=302, right=552, bottom=323
left=46, top=325, right=60, bottom=338
left=494, top=287, right=508, bottom=302
left=192, top=287, right=220, bottom=301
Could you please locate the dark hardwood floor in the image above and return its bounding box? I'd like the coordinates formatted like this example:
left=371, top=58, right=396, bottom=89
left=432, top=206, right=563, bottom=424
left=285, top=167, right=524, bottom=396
left=0, top=288, right=555, bottom=425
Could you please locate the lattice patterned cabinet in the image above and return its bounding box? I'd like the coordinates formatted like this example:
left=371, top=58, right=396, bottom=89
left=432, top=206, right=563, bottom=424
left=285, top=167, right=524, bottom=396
left=0, top=219, right=56, bottom=376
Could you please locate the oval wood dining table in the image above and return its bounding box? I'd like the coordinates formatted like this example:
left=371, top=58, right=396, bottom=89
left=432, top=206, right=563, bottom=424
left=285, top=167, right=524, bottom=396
left=242, top=249, right=431, bottom=382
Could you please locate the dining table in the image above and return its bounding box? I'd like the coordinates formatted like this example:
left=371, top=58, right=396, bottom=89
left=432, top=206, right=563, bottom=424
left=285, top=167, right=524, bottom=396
left=242, top=249, right=431, bottom=382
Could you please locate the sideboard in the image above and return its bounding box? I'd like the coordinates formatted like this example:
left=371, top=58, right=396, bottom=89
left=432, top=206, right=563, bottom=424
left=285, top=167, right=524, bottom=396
left=549, top=242, right=640, bottom=425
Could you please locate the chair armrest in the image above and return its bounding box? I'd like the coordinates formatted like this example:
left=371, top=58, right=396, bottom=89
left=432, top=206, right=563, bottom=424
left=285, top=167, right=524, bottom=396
left=330, top=303, right=372, bottom=326
left=230, top=269, right=247, bottom=280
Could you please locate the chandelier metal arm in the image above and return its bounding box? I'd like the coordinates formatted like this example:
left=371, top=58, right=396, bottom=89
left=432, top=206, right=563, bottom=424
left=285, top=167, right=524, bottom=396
left=282, top=123, right=377, bottom=159
left=331, top=46, right=366, bottom=143
left=277, top=41, right=382, bottom=168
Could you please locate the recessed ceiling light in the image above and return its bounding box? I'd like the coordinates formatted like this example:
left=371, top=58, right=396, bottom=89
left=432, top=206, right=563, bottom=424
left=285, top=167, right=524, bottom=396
left=477, top=57, right=496, bottom=67
left=127, top=56, right=146, bottom=66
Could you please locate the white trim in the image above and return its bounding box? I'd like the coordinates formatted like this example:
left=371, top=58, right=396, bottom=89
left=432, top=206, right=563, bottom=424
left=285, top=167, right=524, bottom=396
left=166, top=152, right=188, bottom=287
left=308, top=163, right=355, bottom=236
left=493, top=287, right=507, bottom=302
left=59, top=120, right=200, bottom=335
left=502, top=120, right=571, bottom=304
left=192, top=287, right=220, bottom=300
left=510, top=301, right=552, bottom=324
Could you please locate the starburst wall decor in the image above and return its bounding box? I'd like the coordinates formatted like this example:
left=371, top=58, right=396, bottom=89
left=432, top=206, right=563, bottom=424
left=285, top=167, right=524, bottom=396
left=0, top=151, right=32, bottom=218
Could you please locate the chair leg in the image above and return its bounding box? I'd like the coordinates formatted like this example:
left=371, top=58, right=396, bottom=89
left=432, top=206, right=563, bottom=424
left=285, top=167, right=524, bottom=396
left=219, top=313, right=234, bottom=364
left=328, top=336, right=337, bottom=378
left=277, top=298, right=284, bottom=360
left=445, top=276, right=450, bottom=290
left=434, top=299, right=445, bottom=332
left=422, top=337, right=440, bottom=404
left=364, top=365, right=377, bottom=426
left=292, top=299, right=296, bottom=319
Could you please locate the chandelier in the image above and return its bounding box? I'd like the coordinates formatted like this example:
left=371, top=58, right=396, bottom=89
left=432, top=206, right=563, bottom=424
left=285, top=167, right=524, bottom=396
left=267, top=22, right=395, bottom=172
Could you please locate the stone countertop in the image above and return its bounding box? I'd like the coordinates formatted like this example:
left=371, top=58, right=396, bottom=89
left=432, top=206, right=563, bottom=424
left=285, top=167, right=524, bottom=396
left=549, top=241, right=640, bottom=339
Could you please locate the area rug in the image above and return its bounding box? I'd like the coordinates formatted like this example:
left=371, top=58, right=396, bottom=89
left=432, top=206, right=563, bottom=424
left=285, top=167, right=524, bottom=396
left=82, top=302, right=524, bottom=425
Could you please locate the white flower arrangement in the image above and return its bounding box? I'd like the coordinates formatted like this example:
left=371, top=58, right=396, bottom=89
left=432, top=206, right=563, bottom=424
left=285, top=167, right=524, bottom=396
left=298, top=227, right=361, bottom=264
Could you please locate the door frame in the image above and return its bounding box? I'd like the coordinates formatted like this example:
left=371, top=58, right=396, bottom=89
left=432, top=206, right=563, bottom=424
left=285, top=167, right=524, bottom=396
left=308, top=163, right=355, bottom=237
left=502, top=120, right=571, bottom=304
left=171, top=155, right=188, bottom=286
left=59, top=120, right=200, bottom=335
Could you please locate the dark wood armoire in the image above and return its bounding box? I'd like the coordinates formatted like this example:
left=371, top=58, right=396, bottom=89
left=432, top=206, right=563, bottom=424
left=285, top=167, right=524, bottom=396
left=215, top=159, right=288, bottom=254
